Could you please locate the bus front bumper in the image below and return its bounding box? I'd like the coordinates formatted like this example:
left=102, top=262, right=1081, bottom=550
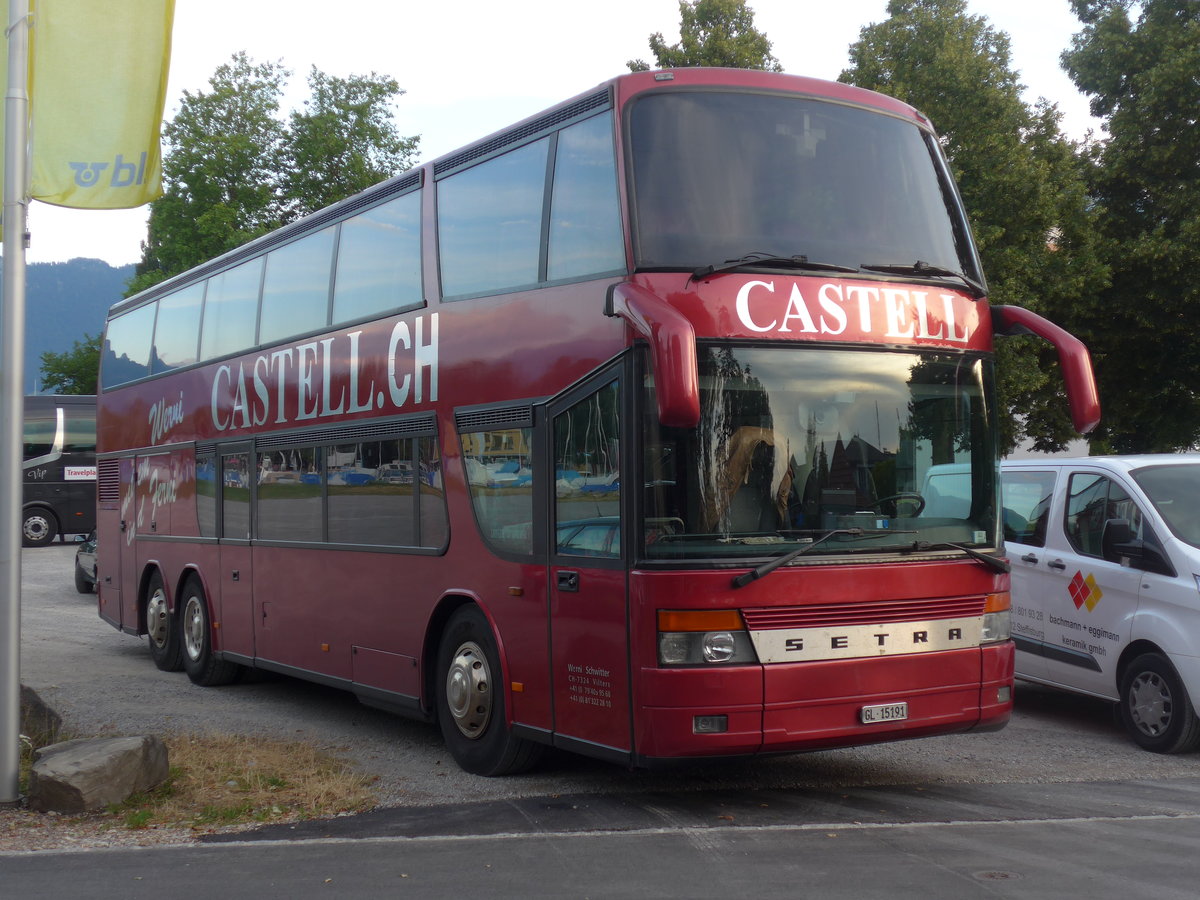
left=635, top=642, right=1014, bottom=759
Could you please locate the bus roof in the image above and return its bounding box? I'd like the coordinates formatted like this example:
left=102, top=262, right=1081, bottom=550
left=108, top=68, right=930, bottom=320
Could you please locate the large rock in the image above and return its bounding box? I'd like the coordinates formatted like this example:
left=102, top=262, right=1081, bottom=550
left=28, top=736, right=169, bottom=813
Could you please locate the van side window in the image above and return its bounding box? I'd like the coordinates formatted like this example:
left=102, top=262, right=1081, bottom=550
left=1065, top=473, right=1145, bottom=557
left=1001, top=470, right=1056, bottom=547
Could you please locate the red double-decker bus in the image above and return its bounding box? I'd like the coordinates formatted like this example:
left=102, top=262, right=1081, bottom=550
left=95, top=68, right=1099, bottom=775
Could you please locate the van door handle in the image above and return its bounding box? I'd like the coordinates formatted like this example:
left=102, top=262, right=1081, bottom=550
left=1020, top=553, right=1038, bottom=564
left=557, top=570, right=580, bottom=592
left=1048, top=559, right=1067, bottom=571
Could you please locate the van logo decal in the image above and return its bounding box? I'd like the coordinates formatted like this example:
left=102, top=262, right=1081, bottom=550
left=1069, top=570, right=1103, bottom=612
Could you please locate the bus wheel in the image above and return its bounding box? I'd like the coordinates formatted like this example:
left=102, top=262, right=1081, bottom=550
left=21, top=509, right=58, bottom=548
left=180, top=577, right=241, bottom=687
left=1119, top=653, right=1200, bottom=753
left=145, top=571, right=182, bottom=672
left=435, top=606, right=542, bottom=776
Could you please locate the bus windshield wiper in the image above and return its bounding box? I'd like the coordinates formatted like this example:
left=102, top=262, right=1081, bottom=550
left=907, top=540, right=1010, bottom=574
left=692, top=252, right=858, bottom=283
left=731, top=528, right=910, bottom=589
left=859, top=260, right=986, bottom=298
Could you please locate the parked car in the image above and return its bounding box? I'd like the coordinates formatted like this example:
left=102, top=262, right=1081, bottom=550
left=1002, top=455, right=1200, bottom=753
left=73, top=531, right=96, bottom=594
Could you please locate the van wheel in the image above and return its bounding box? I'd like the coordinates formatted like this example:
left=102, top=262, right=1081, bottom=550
left=435, top=606, right=542, bottom=776
left=145, top=571, right=182, bottom=671
left=1119, top=653, right=1200, bottom=753
left=180, top=577, right=241, bottom=687
left=22, top=509, right=58, bottom=548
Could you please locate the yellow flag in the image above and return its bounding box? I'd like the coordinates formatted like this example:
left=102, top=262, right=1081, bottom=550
left=28, top=0, right=174, bottom=209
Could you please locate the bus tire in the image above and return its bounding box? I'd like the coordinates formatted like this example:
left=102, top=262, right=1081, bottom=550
left=1119, top=653, right=1200, bottom=754
left=180, top=576, right=241, bottom=687
left=21, top=508, right=58, bottom=548
left=146, top=570, right=183, bottom=672
left=435, top=606, right=542, bottom=776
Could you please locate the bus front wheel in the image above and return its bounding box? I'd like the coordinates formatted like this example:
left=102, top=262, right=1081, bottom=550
left=146, top=570, right=182, bottom=672
left=435, top=606, right=542, bottom=776
left=21, top=508, right=58, bottom=548
left=180, top=576, right=241, bottom=687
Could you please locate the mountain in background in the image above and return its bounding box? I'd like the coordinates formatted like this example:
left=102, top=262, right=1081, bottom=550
left=0, top=257, right=134, bottom=393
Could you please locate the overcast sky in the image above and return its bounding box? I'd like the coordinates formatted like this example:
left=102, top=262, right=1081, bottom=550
left=21, top=0, right=1101, bottom=267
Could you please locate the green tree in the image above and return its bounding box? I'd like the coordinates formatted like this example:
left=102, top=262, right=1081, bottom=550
left=1062, top=1, right=1200, bottom=452
left=282, top=67, right=420, bottom=221
left=39, top=333, right=100, bottom=395
left=628, top=0, right=782, bottom=71
left=131, top=53, right=418, bottom=296
left=841, top=0, right=1106, bottom=453
left=132, top=53, right=289, bottom=294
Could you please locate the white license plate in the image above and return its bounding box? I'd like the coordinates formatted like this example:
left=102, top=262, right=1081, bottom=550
left=860, top=702, right=908, bottom=724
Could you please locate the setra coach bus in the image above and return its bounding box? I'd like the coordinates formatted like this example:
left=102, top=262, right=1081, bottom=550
left=95, top=68, right=1100, bottom=775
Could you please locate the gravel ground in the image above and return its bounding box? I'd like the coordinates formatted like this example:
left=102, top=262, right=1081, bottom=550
left=7, top=544, right=1200, bottom=852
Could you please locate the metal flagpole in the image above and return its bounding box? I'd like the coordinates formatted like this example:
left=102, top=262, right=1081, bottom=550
left=1, top=0, right=30, bottom=805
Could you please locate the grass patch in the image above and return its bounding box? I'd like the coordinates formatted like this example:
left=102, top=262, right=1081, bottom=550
left=104, top=733, right=378, bottom=831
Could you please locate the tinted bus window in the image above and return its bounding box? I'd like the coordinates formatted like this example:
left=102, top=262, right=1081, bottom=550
left=151, top=282, right=204, bottom=374
left=438, top=138, right=549, bottom=298
left=102, top=302, right=156, bottom=388
left=23, top=412, right=55, bottom=458
left=547, top=113, right=624, bottom=281
left=332, top=192, right=423, bottom=325
left=259, top=227, right=336, bottom=344
left=201, top=259, right=263, bottom=361
left=258, top=447, right=323, bottom=542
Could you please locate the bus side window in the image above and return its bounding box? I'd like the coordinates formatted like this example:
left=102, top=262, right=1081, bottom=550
left=554, top=380, right=621, bottom=558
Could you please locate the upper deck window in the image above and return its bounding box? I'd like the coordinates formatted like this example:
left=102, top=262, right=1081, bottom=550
left=439, top=138, right=549, bottom=298
left=200, top=258, right=263, bottom=362
left=628, top=91, right=978, bottom=281
left=151, top=282, right=204, bottom=374
left=101, top=302, right=156, bottom=389
left=259, top=226, right=337, bottom=344
left=332, top=191, right=423, bottom=326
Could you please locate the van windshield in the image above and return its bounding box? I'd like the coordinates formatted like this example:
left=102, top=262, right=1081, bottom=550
left=641, top=345, right=999, bottom=562
left=1131, top=464, right=1200, bottom=549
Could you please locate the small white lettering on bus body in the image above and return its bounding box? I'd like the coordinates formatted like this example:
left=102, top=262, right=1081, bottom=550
left=210, top=315, right=439, bottom=432
left=734, top=280, right=971, bottom=343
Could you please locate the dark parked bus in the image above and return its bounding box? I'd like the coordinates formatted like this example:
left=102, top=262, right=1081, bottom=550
left=23, top=394, right=97, bottom=546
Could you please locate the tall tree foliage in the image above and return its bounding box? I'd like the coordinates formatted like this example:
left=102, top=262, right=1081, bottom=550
left=39, top=333, right=101, bottom=395
left=628, top=0, right=782, bottom=71
left=130, top=53, right=418, bottom=296
left=1062, top=0, right=1200, bottom=452
left=283, top=67, right=420, bottom=221
left=841, top=0, right=1106, bottom=453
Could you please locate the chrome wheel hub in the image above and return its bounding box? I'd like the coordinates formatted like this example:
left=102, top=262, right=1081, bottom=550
left=146, top=588, right=170, bottom=648
left=182, top=595, right=205, bottom=662
left=445, top=641, right=491, bottom=739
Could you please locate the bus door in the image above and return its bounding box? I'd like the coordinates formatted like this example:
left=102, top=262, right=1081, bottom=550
left=546, top=375, right=632, bottom=755
left=216, top=447, right=255, bottom=659
left=97, top=456, right=136, bottom=631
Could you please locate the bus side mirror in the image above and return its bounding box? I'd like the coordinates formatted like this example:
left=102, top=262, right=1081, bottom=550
left=991, top=305, right=1100, bottom=435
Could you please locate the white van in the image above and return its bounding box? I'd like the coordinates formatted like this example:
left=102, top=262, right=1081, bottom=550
left=1001, top=455, right=1200, bottom=753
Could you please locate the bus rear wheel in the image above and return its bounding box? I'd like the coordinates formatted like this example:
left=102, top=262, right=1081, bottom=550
left=145, top=571, right=182, bottom=672
left=1119, top=652, right=1200, bottom=753
left=21, top=508, right=58, bottom=548
left=180, top=577, right=241, bottom=687
left=435, top=606, right=542, bottom=776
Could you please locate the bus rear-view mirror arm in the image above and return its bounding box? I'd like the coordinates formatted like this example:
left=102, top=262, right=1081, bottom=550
left=606, top=282, right=701, bottom=428
left=990, top=305, right=1101, bottom=434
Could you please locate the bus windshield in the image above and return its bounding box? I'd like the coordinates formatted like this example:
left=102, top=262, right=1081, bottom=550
left=628, top=90, right=978, bottom=282
left=642, top=346, right=998, bottom=561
